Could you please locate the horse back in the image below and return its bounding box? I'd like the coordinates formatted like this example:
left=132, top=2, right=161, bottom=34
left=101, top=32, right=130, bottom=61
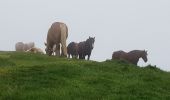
left=112, top=50, right=126, bottom=60
left=47, top=22, right=61, bottom=45
left=67, top=42, right=78, bottom=54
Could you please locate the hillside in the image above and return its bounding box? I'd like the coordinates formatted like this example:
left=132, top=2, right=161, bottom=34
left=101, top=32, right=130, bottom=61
left=0, top=51, right=170, bottom=100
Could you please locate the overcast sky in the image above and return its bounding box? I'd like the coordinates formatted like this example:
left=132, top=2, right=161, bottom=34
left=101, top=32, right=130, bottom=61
left=0, top=0, right=170, bottom=71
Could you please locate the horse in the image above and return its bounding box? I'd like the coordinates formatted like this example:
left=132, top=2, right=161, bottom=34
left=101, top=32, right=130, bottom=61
left=23, top=42, right=35, bottom=51
left=78, top=36, right=95, bottom=60
left=44, top=22, right=68, bottom=57
left=15, top=42, right=25, bottom=52
left=67, top=42, right=79, bottom=59
left=26, top=47, right=44, bottom=54
left=15, top=42, right=34, bottom=52
left=112, top=50, right=148, bottom=65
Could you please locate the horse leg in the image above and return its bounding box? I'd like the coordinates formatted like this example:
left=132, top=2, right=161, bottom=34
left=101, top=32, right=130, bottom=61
left=68, top=54, right=70, bottom=58
left=87, top=55, right=90, bottom=60
left=72, top=54, right=75, bottom=58
left=134, top=61, right=138, bottom=66
left=55, top=44, right=60, bottom=57
left=60, top=24, right=67, bottom=57
left=82, top=55, right=85, bottom=59
left=79, top=54, right=83, bottom=59
left=76, top=54, right=78, bottom=59
left=79, top=54, right=82, bottom=59
left=61, top=44, right=67, bottom=57
left=71, top=54, right=74, bottom=58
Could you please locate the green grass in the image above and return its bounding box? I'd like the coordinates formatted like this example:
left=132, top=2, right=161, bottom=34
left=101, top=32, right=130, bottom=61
left=0, top=51, right=170, bottom=100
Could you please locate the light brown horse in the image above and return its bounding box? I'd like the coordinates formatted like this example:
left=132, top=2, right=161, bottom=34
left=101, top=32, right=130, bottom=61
left=112, top=50, right=148, bottom=65
left=45, top=22, right=68, bottom=57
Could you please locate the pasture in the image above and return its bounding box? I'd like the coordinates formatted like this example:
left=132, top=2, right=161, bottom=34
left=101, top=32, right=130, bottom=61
left=0, top=51, right=170, bottom=100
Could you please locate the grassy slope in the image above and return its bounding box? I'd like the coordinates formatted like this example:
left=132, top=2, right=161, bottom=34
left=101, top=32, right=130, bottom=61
left=0, top=52, right=170, bottom=100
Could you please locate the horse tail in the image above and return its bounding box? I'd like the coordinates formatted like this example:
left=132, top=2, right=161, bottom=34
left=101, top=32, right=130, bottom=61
left=60, top=23, right=68, bottom=57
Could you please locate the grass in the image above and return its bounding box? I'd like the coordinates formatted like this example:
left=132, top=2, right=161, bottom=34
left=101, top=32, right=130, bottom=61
left=0, top=51, right=170, bottom=100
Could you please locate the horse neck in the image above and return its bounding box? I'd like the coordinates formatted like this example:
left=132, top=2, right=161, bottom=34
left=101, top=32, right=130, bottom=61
left=128, top=51, right=142, bottom=60
left=85, top=41, right=92, bottom=50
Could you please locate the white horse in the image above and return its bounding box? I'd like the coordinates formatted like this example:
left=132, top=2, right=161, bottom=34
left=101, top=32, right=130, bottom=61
left=26, top=47, right=44, bottom=54
left=15, top=42, right=35, bottom=52
left=23, top=42, right=35, bottom=51
left=15, top=42, right=25, bottom=51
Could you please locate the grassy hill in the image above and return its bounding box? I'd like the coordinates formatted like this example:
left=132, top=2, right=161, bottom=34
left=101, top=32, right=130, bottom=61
left=0, top=51, right=170, bottom=100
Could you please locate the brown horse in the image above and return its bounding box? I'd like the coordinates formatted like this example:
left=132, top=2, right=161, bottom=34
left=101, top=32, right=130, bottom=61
left=112, top=50, right=148, bottom=65
left=45, top=22, right=68, bottom=57
left=78, top=37, right=95, bottom=60
left=67, top=42, right=79, bottom=59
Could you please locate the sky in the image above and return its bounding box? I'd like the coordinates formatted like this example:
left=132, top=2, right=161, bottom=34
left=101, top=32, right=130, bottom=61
left=0, top=0, right=170, bottom=71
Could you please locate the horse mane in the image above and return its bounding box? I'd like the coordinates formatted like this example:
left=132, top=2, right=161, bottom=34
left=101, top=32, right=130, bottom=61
left=128, top=50, right=146, bottom=57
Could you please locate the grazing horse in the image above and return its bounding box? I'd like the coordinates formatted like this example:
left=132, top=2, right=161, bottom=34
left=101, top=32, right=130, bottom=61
left=15, top=42, right=35, bottom=52
left=112, top=50, right=148, bottom=65
left=78, top=37, right=95, bottom=60
left=67, top=42, right=79, bottom=59
left=45, top=22, right=68, bottom=57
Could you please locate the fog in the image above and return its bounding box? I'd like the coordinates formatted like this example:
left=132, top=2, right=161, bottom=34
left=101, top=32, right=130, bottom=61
left=0, top=0, right=170, bottom=71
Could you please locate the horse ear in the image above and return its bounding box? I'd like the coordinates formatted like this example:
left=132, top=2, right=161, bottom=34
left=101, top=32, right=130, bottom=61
left=44, top=42, right=47, bottom=46
left=144, top=50, right=148, bottom=55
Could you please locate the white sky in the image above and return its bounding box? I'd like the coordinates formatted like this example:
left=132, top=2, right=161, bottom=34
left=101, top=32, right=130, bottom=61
left=0, top=0, right=170, bottom=71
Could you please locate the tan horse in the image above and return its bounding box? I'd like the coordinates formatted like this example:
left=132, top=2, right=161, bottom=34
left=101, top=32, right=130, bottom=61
left=112, top=50, right=148, bottom=65
left=45, top=22, right=68, bottom=57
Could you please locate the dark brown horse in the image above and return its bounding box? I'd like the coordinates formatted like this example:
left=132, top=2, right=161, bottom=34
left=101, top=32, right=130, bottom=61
left=78, top=37, right=95, bottom=60
left=67, top=42, right=79, bottom=59
left=112, top=50, right=148, bottom=65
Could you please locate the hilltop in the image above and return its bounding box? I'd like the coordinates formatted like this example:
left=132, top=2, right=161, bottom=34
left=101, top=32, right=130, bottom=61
left=0, top=52, right=170, bottom=100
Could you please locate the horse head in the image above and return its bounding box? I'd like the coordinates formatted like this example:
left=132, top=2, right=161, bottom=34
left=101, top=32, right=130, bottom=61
left=44, top=42, right=53, bottom=56
left=86, top=36, right=95, bottom=50
left=141, top=50, right=148, bottom=62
